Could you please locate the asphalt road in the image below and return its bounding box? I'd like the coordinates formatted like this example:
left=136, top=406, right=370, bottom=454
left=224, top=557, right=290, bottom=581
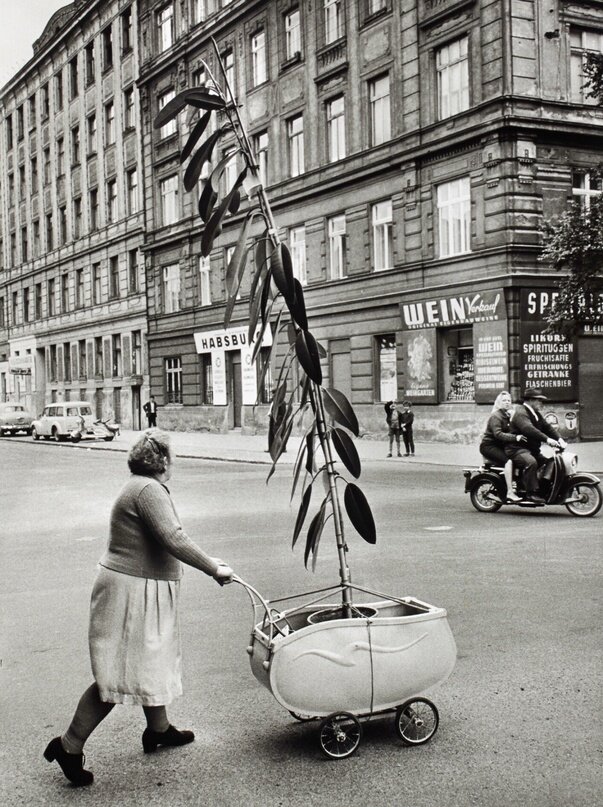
left=0, top=440, right=601, bottom=807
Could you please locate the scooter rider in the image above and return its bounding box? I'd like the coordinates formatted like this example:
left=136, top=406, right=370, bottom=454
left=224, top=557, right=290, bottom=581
left=507, top=387, right=567, bottom=503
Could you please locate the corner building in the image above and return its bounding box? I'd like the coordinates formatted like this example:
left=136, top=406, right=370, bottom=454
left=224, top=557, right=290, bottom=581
left=139, top=0, right=603, bottom=441
left=0, top=1, right=148, bottom=427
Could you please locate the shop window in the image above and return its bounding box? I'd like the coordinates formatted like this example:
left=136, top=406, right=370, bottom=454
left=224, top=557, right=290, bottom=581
left=165, top=357, right=182, bottom=403
left=375, top=334, right=397, bottom=401
left=200, top=354, right=213, bottom=404
left=257, top=347, right=272, bottom=404
left=441, top=327, right=474, bottom=402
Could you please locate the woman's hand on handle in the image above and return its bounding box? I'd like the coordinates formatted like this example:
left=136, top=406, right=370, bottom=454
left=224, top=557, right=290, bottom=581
left=213, top=563, right=234, bottom=586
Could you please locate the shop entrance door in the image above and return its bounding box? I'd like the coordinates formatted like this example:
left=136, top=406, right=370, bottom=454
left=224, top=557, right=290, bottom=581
left=230, top=351, right=242, bottom=427
left=131, top=386, right=141, bottom=431
left=578, top=337, right=603, bottom=439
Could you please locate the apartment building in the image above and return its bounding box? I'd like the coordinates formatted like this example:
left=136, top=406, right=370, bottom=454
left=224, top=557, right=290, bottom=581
left=0, top=0, right=148, bottom=428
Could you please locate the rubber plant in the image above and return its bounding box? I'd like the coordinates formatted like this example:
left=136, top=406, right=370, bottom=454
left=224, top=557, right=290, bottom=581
left=153, top=41, right=376, bottom=615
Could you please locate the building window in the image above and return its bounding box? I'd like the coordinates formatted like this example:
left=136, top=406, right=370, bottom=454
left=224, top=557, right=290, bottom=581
left=69, top=56, right=79, bottom=99
left=73, top=197, right=82, bottom=239
left=222, top=150, right=238, bottom=195
left=165, top=357, right=183, bottom=403
left=17, top=105, right=24, bottom=140
left=285, top=9, right=301, bottom=60
left=124, top=168, right=138, bottom=215
left=63, top=342, right=72, bottom=382
left=372, top=200, right=393, bottom=271
left=49, top=345, right=57, bottom=381
left=48, top=278, right=56, bottom=316
left=41, top=83, right=50, bottom=118
left=78, top=340, right=87, bottom=379
left=59, top=206, right=68, bottom=244
left=193, top=0, right=206, bottom=25
left=61, top=273, right=69, bottom=312
left=443, top=327, right=474, bottom=401
left=92, top=263, right=101, bottom=304
left=12, top=291, right=19, bottom=324
left=102, top=25, right=113, bottom=70
left=192, top=65, right=206, bottom=86
left=94, top=337, right=104, bottom=377
left=122, top=6, right=133, bottom=51
left=288, top=114, right=304, bottom=177
left=570, top=29, right=603, bottom=104
left=23, top=288, right=30, bottom=322
left=85, top=42, right=95, bottom=85
left=71, top=126, right=80, bottom=164
left=200, top=355, right=213, bottom=404
left=57, top=136, right=65, bottom=174
left=19, top=166, right=26, bottom=199
left=87, top=113, right=97, bottom=153
left=199, top=255, right=211, bottom=306
left=8, top=173, right=14, bottom=199
left=163, top=264, right=181, bottom=312
left=10, top=232, right=16, bottom=266
left=437, top=176, right=471, bottom=257
left=290, top=226, right=306, bottom=285
left=28, top=94, right=36, bottom=130
left=131, top=330, right=142, bottom=374
left=55, top=72, right=64, bottom=110
left=252, top=130, right=269, bottom=186
left=33, top=220, right=40, bottom=257
left=324, top=0, right=343, bottom=45
left=0, top=297, right=4, bottom=327
left=223, top=48, right=235, bottom=93
left=158, top=4, right=174, bottom=52
left=436, top=37, right=469, bottom=120
left=160, top=175, right=179, bottom=225
left=6, top=114, right=13, bottom=150
left=109, top=256, right=120, bottom=298
left=251, top=30, right=267, bottom=86
left=112, top=334, right=122, bottom=377
left=35, top=283, right=42, bottom=319
left=20, top=225, right=29, bottom=260
left=328, top=215, right=346, bottom=279
left=128, top=249, right=139, bottom=293
left=107, top=179, right=118, bottom=223
left=327, top=95, right=345, bottom=162
left=90, top=188, right=99, bottom=230
left=376, top=334, right=397, bottom=402
left=158, top=89, right=177, bottom=138
left=105, top=101, right=115, bottom=145
left=369, top=74, right=390, bottom=146
left=572, top=171, right=603, bottom=209
left=76, top=268, right=85, bottom=308
left=124, top=87, right=135, bottom=128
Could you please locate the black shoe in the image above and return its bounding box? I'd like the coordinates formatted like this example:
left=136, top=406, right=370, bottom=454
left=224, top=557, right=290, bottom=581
left=386, top=453, right=392, bottom=458
left=528, top=494, right=546, bottom=504
left=43, top=737, right=93, bottom=787
left=142, top=725, right=195, bottom=753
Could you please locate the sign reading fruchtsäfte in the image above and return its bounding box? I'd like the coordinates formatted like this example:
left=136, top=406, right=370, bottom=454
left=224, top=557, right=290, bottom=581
left=400, top=289, right=505, bottom=330
left=519, top=290, right=577, bottom=401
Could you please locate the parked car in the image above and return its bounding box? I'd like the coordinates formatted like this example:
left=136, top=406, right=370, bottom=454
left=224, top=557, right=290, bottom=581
left=0, top=402, right=35, bottom=436
left=31, top=401, right=95, bottom=442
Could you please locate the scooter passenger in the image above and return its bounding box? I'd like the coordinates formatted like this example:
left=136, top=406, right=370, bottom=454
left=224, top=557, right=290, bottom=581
left=506, top=387, right=567, bottom=504
left=479, top=390, right=524, bottom=502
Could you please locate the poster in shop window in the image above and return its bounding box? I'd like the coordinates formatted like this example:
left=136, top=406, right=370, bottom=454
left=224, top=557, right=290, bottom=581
left=473, top=321, right=509, bottom=403
left=402, top=328, right=437, bottom=403
left=519, top=290, right=577, bottom=401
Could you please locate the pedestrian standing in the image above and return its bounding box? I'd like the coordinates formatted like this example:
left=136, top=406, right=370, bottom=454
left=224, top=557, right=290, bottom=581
left=43, top=429, right=234, bottom=787
left=385, top=401, right=403, bottom=458
left=400, top=401, right=415, bottom=457
left=143, top=395, right=158, bottom=428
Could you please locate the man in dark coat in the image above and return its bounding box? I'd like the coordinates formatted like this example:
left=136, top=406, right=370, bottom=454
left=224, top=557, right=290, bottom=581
left=143, top=395, right=158, bottom=428
left=507, top=387, right=565, bottom=502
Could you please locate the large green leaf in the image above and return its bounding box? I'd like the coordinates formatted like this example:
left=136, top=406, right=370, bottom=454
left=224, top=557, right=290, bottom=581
left=183, top=128, right=225, bottom=192
left=269, top=414, right=293, bottom=466
left=248, top=264, right=270, bottom=344
left=201, top=166, right=248, bottom=257
left=184, top=87, right=227, bottom=109
left=295, top=330, right=323, bottom=385
left=201, top=148, right=242, bottom=221
left=270, top=243, right=296, bottom=306
left=344, top=483, right=376, bottom=544
left=290, top=279, right=308, bottom=330
left=331, top=427, right=361, bottom=479
left=180, top=111, right=212, bottom=164
left=292, top=484, right=312, bottom=549
left=251, top=297, right=278, bottom=364
left=323, top=387, right=359, bottom=437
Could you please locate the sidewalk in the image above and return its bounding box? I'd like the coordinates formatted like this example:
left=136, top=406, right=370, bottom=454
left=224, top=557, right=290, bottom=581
left=79, top=428, right=603, bottom=473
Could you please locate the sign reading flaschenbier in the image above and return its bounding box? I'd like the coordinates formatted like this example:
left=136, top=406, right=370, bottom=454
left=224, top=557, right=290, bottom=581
left=519, top=290, right=577, bottom=401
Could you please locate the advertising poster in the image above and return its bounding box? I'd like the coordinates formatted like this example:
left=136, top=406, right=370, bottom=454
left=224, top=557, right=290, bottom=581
left=519, top=290, right=577, bottom=401
left=241, top=347, right=257, bottom=405
left=211, top=350, right=227, bottom=406
left=473, top=320, right=509, bottom=403
left=402, top=328, right=437, bottom=403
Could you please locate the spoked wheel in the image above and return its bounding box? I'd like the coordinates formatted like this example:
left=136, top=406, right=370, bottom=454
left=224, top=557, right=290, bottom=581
left=319, top=712, right=362, bottom=759
left=565, top=483, right=602, bottom=517
left=469, top=481, right=503, bottom=513
left=395, top=698, right=439, bottom=746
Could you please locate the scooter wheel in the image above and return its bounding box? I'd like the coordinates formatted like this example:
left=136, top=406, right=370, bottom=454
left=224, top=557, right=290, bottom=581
left=469, top=480, right=503, bottom=513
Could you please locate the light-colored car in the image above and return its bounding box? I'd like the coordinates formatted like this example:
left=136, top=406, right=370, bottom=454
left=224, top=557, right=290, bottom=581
left=0, top=403, right=35, bottom=436
left=31, top=401, right=95, bottom=442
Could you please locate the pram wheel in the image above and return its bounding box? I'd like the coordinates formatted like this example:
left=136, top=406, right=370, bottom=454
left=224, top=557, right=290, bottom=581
left=319, top=712, right=362, bottom=759
left=395, top=698, right=439, bottom=746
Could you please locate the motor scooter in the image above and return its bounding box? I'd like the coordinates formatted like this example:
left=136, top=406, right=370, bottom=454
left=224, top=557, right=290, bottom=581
left=70, top=416, right=120, bottom=443
left=463, top=448, right=601, bottom=517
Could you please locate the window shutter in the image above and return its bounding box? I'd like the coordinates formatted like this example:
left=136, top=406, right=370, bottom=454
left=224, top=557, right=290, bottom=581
left=71, top=345, right=79, bottom=378
left=122, top=334, right=132, bottom=376
left=87, top=342, right=94, bottom=378
left=104, top=337, right=112, bottom=378
left=57, top=345, right=64, bottom=382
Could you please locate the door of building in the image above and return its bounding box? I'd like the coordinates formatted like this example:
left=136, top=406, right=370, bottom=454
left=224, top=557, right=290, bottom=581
left=131, top=386, right=141, bottom=430
left=113, top=388, right=122, bottom=424
left=330, top=340, right=351, bottom=401
left=230, top=351, right=242, bottom=427
left=578, top=337, right=603, bottom=439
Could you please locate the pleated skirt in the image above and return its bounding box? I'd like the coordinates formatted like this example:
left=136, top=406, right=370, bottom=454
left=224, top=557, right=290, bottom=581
left=89, top=566, right=183, bottom=706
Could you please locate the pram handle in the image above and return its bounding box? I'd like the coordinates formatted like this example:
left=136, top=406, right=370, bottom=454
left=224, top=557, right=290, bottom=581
left=232, top=575, right=291, bottom=639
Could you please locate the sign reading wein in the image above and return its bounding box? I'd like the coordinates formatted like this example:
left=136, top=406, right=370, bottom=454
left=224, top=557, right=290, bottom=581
left=400, top=289, right=505, bottom=330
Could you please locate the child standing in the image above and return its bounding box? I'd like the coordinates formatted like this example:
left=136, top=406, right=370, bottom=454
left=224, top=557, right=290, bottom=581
left=385, top=401, right=403, bottom=458
left=400, top=401, right=415, bottom=457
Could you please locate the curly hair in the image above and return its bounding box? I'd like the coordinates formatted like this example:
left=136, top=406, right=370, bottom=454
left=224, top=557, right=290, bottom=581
left=492, top=390, right=512, bottom=412
left=127, top=428, right=172, bottom=477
